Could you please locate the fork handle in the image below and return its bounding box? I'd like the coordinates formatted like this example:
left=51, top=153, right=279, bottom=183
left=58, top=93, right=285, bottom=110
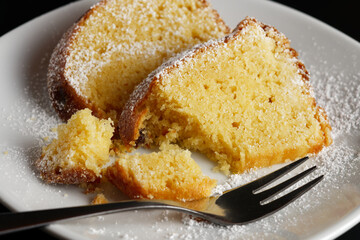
left=0, top=200, right=176, bottom=235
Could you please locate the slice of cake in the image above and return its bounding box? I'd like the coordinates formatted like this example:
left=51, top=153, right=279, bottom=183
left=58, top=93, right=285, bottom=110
left=119, top=17, right=332, bottom=174
left=35, top=109, right=114, bottom=184
left=48, top=0, right=230, bottom=122
left=106, top=144, right=217, bottom=201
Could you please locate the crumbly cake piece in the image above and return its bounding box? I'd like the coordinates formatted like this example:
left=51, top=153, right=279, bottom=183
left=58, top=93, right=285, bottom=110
left=91, top=193, right=109, bottom=205
left=35, top=109, right=114, bottom=184
left=119, top=17, right=332, bottom=174
left=48, top=0, right=230, bottom=122
left=106, top=144, right=217, bottom=201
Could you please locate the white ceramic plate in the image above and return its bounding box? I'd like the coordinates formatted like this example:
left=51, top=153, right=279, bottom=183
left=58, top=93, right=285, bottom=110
left=0, top=0, right=359, bottom=239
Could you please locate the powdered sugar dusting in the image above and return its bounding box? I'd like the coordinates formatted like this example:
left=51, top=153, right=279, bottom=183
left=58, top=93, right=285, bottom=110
left=1, top=53, right=61, bottom=142
left=312, top=70, right=360, bottom=137
left=56, top=0, right=229, bottom=103
left=115, top=16, right=359, bottom=239
left=1, top=4, right=359, bottom=240
left=115, top=21, right=360, bottom=240
left=124, top=17, right=307, bottom=122
left=131, top=64, right=359, bottom=239
left=170, top=52, right=360, bottom=240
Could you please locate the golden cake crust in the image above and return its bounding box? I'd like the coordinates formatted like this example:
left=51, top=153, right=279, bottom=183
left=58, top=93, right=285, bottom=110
left=47, top=0, right=230, bottom=122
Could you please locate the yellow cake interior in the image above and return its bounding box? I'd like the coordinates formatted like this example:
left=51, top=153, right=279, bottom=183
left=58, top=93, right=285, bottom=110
left=107, top=143, right=217, bottom=201
left=65, top=0, right=229, bottom=120
left=36, top=108, right=114, bottom=182
left=139, top=19, right=332, bottom=174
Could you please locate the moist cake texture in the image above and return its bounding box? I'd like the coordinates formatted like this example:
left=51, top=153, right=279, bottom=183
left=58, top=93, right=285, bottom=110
left=119, top=17, right=333, bottom=174
left=47, top=0, right=230, bottom=121
left=107, top=143, right=217, bottom=201
left=35, top=109, right=114, bottom=184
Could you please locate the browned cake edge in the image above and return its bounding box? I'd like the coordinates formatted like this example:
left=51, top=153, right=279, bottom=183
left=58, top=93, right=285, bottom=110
left=47, top=0, right=230, bottom=122
left=118, top=17, right=332, bottom=152
left=35, top=154, right=99, bottom=184
left=47, top=1, right=108, bottom=122
left=106, top=160, right=217, bottom=201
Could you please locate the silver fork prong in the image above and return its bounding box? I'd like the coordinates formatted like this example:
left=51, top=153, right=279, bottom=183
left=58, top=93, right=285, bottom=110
left=246, top=156, right=309, bottom=192
left=260, top=175, right=324, bottom=215
left=255, top=166, right=317, bottom=202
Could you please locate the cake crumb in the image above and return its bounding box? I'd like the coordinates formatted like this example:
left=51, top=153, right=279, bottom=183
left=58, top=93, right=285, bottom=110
left=91, top=193, right=109, bottom=205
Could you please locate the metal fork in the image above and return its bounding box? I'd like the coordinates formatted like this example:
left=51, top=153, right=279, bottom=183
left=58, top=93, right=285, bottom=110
left=0, top=156, right=322, bottom=235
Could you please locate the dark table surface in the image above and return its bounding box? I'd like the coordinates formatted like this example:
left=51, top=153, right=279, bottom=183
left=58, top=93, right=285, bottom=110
left=0, top=0, right=359, bottom=239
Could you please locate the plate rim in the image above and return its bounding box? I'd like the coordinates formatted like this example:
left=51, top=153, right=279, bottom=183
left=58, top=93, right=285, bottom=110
left=0, top=0, right=359, bottom=239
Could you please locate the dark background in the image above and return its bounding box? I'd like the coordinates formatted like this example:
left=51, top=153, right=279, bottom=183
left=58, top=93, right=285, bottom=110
left=0, top=0, right=359, bottom=239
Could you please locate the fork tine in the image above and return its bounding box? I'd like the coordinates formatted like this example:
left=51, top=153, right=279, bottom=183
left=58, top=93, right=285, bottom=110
left=255, top=166, right=317, bottom=202
left=246, top=156, right=309, bottom=192
left=260, top=175, right=323, bottom=216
